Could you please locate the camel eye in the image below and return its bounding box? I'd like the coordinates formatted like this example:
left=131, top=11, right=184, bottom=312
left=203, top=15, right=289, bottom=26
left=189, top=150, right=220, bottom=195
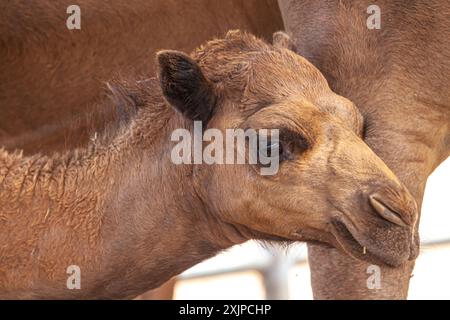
left=271, top=142, right=283, bottom=159
left=279, top=129, right=310, bottom=157
left=258, top=139, right=282, bottom=163
left=252, top=128, right=307, bottom=167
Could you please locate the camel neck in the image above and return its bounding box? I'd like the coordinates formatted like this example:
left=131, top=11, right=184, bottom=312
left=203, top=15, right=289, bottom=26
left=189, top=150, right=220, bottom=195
left=94, top=114, right=245, bottom=298
left=0, top=106, right=241, bottom=298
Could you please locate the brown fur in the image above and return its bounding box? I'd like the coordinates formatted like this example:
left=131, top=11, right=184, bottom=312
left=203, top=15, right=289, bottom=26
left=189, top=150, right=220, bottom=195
left=0, top=2, right=283, bottom=298
left=278, top=0, right=450, bottom=299
left=0, top=0, right=283, bottom=154
left=0, top=32, right=419, bottom=299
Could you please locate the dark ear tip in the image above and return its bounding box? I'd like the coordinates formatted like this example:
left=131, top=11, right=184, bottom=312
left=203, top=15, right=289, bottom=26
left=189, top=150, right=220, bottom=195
left=156, top=50, right=193, bottom=71
left=157, top=49, right=191, bottom=60
left=156, top=50, right=171, bottom=65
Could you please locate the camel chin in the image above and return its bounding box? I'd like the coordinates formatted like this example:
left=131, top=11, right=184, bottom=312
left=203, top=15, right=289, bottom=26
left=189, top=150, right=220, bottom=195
left=330, top=219, right=415, bottom=268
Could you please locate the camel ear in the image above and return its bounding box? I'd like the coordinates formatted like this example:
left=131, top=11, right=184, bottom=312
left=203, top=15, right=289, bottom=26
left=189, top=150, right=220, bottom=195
left=157, top=50, right=216, bottom=123
left=273, top=31, right=297, bottom=51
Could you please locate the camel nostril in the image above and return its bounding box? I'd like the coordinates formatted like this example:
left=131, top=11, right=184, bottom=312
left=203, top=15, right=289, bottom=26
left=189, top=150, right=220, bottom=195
left=369, top=195, right=409, bottom=227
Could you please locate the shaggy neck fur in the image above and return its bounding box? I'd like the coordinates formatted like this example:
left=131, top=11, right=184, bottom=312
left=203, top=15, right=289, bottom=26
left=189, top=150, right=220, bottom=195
left=0, top=78, right=245, bottom=299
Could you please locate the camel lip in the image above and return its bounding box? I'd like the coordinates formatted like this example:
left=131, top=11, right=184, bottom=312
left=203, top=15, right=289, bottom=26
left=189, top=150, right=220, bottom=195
left=330, top=219, right=405, bottom=267
left=369, top=195, right=409, bottom=227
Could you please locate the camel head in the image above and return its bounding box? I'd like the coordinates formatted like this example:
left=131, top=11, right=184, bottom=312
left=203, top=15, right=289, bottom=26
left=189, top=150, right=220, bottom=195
left=156, top=31, right=419, bottom=267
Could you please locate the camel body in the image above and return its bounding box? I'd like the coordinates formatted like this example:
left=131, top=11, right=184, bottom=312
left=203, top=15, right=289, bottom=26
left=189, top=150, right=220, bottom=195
left=0, top=32, right=419, bottom=299
left=0, top=0, right=282, bottom=154
left=1, top=0, right=447, bottom=299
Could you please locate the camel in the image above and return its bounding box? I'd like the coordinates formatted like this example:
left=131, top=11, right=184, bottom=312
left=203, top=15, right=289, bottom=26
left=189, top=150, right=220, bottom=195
left=0, top=0, right=283, bottom=154
left=277, top=0, right=450, bottom=299
left=0, top=31, right=418, bottom=299
left=0, top=2, right=282, bottom=298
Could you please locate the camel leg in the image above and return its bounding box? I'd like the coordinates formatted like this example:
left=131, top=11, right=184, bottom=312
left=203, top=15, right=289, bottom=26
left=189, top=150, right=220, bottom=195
left=308, top=121, right=444, bottom=299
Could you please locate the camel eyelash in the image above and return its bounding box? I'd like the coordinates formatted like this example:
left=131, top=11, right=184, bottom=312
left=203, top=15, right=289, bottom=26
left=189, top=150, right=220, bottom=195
left=362, top=117, right=371, bottom=140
